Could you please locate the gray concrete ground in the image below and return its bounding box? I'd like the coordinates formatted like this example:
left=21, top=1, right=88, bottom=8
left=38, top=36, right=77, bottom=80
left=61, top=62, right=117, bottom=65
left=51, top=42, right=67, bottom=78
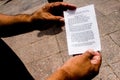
left=0, top=0, right=120, bottom=80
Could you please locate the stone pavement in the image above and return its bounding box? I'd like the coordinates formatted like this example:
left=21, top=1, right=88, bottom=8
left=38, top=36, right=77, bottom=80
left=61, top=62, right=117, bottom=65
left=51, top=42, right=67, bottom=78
left=0, top=0, right=120, bottom=80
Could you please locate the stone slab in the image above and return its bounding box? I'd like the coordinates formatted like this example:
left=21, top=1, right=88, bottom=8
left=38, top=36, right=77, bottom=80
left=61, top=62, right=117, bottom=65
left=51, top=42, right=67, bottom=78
left=60, top=50, right=72, bottom=63
left=110, top=61, right=120, bottom=79
left=101, top=35, right=120, bottom=64
left=15, top=36, right=59, bottom=64
left=95, top=0, right=120, bottom=15
left=107, top=10, right=120, bottom=27
left=93, top=66, right=119, bottom=80
left=95, top=9, right=119, bottom=36
left=2, top=31, right=41, bottom=50
left=56, top=29, right=68, bottom=52
left=110, top=30, right=120, bottom=48
left=0, top=0, right=47, bottom=14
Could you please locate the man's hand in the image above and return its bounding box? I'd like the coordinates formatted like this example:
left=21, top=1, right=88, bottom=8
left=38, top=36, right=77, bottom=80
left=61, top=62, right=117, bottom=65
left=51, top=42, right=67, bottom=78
left=47, top=50, right=102, bottom=80
left=61, top=50, right=102, bottom=80
left=31, top=2, right=76, bottom=30
left=0, top=2, right=76, bottom=37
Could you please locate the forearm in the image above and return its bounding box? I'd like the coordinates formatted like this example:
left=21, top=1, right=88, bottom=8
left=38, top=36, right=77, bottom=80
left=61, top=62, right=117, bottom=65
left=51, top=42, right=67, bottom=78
left=0, top=14, right=31, bottom=27
left=0, top=14, right=36, bottom=37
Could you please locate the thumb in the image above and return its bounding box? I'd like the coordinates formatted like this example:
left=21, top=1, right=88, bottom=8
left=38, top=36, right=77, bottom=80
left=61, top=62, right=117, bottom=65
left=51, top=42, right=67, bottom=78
left=90, top=51, right=101, bottom=65
left=83, top=49, right=102, bottom=65
left=83, top=49, right=102, bottom=73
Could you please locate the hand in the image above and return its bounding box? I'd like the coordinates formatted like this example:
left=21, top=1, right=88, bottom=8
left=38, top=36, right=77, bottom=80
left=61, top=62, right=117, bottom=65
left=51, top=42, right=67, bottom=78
left=61, top=50, right=102, bottom=80
left=31, top=2, right=76, bottom=30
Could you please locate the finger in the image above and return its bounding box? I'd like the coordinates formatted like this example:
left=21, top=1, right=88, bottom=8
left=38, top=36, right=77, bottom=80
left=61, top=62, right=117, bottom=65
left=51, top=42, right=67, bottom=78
left=91, top=51, right=102, bottom=65
left=46, top=2, right=76, bottom=11
left=83, top=50, right=102, bottom=76
left=83, top=49, right=95, bottom=59
left=48, top=15, right=63, bottom=21
left=91, top=51, right=102, bottom=74
left=60, top=2, right=77, bottom=10
left=83, top=49, right=102, bottom=64
left=60, top=18, right=64, bottom=22
left=42, top=12, right=63, bottom=21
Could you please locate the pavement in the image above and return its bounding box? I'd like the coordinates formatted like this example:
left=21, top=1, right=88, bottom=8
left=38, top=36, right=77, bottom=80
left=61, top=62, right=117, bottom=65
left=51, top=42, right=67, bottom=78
left=0, top=0, right=120, bottom=80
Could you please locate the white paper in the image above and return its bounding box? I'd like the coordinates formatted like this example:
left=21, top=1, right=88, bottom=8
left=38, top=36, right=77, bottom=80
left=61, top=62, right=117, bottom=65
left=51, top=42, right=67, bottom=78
left=64, top=4, right=101, bottom=55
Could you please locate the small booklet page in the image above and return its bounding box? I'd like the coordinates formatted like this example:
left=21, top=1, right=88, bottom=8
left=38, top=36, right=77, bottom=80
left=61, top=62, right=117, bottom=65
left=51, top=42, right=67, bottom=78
left=64, top=4, right=101, bottom=55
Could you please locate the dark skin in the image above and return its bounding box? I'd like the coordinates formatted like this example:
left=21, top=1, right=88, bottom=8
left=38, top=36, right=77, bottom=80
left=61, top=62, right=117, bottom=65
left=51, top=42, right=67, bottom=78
left=0, top=2, right=102, bottom=80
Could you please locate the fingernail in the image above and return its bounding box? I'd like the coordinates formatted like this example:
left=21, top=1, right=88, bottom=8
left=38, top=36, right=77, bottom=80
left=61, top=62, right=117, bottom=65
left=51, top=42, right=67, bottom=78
left=87, top=49, right=94, bottom=53
left=60, top=18, right=64, bottom=21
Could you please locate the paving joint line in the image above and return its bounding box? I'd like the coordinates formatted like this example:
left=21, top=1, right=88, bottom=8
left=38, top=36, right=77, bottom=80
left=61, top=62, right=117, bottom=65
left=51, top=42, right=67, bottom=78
left=30, top=51, right=62, bottom=64
left=54, top=30, right=64, bottom=63
left=105, top=60, right=120, bottom=79
left=110, top=59, right=120, bottom=65
left=108, top=34, right=120, bottom=48
left=103, top=29, right=120, bottom=36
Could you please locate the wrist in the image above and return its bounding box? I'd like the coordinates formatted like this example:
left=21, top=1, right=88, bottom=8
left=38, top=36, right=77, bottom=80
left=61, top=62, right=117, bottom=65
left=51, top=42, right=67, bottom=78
left=61, top=65, right=84, bottom=80
left=15, top=14, right=32, bottom=23
left=14, top=14, right=37, bottom=30
left=58, top=68, right=72, bottom=80
left=60, top=66, right=75, bottom=80
left=47, top=68, right=72, bottom=80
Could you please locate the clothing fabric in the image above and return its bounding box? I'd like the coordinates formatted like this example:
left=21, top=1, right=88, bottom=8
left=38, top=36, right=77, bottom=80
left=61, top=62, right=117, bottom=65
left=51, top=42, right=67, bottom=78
left=0, top=39, right=34, bottom=80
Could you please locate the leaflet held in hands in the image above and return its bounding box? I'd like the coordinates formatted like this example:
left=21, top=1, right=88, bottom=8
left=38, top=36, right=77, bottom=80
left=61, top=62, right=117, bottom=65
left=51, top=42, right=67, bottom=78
left=64, top=4, right=101, bottom=55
